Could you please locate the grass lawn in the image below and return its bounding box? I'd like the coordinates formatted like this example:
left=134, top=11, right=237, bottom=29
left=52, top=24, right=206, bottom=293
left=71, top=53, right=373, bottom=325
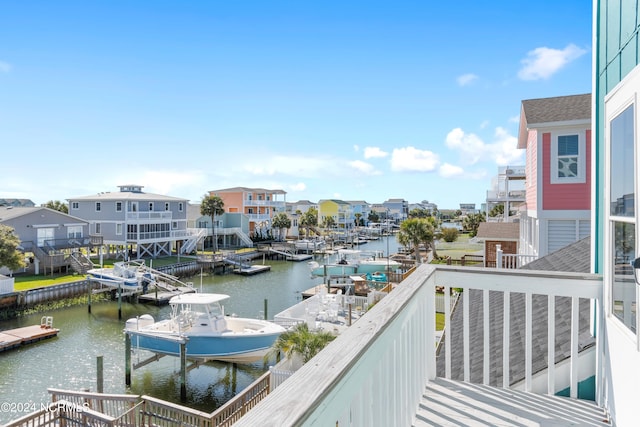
left=13, top=274, right=84, bottom=291
left=433, top=232, right=483, bottom=262
left=436, top=312, right=445, bottom=331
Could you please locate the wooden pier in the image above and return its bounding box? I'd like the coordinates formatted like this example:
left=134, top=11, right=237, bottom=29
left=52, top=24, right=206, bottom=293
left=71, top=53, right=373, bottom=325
left=137, top=286, right=197, bottom=305
left=0, top=316, right=59, bottom=352
left=233, top=264, right=271, bottom=275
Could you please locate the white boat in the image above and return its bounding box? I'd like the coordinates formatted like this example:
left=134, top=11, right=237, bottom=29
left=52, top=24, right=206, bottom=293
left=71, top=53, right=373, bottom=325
left=125, top=293, right=286, bottom=363
left=87, top=261, right=151, bottom=290
left=308, top=249, right=400, bottom=277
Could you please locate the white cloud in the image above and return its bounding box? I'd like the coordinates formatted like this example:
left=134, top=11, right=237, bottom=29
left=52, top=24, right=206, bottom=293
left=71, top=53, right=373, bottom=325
left=439, top=163, right=464, bottom=178
left=457, top=73, right=478, bottom=86
left=490, top=127, right=523, bottom=166
left=241, top=155, right=340, bottom=178
left=517, top=44, right=587, bottom=81
left=289, top=182, right=306, bottom=192
left=445, top=127, right=523, bottom=167
left=349, top=160, right=381, bottom=175
left=445, top=128, right=485, bottom=165
left=390, top=146, right=439, bottom=172
left=480, top=120, right=490, bottom=129
left=509, top=115, right=520, bottom=123
left=363, top=146, right=388, bottom=159
left=353, top=144, right=360, bottom=152
left=0, top=61, right=11, bottom=73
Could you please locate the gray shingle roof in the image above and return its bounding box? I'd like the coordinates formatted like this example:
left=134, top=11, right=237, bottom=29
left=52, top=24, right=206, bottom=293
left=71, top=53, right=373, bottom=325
left=521, top=93, right=591, bottom=125
left=520, top=237, right=591, bottom=273
left=476, top=222, right=520, bottom=240
left=436, top=237, right=593, bottom=387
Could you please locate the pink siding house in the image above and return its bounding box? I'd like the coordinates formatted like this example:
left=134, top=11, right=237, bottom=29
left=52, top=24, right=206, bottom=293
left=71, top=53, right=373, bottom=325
left=517, top=93, right=591, bottom=258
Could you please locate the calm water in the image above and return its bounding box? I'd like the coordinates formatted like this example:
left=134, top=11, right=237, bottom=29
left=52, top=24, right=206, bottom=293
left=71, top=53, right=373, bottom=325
left=0, top=237, right=399, bottom=424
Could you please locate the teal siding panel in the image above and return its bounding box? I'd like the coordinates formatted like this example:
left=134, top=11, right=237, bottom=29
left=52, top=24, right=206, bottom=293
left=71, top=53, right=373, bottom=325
left=622, top=33, right=638, bottom=76
left=606, top=0, right=621, bottom=65
left=555, top=375, right=596, bottom=401
left=621, top=0, right=638, bottom=42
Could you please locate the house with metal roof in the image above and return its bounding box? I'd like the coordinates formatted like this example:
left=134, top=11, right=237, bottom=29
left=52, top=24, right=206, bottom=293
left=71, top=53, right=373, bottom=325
left=67, top=185, right=192, bottom=259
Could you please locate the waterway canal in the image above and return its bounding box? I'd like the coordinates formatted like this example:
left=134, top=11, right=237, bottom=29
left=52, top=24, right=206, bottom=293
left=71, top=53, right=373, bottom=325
left=0, top=237, right=400, bottom=424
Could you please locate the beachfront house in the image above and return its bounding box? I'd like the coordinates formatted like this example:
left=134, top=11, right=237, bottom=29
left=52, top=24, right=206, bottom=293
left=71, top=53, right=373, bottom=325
left=232, top=3, right=640, bottom=425
left=188, top=203, right=253, bottom=249
left=381, top=198, right=409, bottom=223
left=517, top=94, right=592, bottom=259
left=208, top=187, right=287, bottom=239
left=485, top=165, right=526, bottom=222
left=0, top=206, right=92, bottom=275
left=317, top=199, right=354, bottom=230
left=67, top=185, right=192, bottom=259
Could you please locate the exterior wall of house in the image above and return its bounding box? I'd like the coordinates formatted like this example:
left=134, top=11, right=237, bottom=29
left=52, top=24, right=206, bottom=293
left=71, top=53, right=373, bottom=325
left=1, top=208, right=89, bottom=248
left=484, top=240, right=517, bottom=267
left=541, top=130, right=591, bottom=211
left=215, top=191, right=243, bottom=214
left=68, top=189, right=188, bottom=255
left=318, top=200, right=338, bottom=225
left=595, top=1, right=640, bottom=424
left=526, top=130, right=538, bottom=211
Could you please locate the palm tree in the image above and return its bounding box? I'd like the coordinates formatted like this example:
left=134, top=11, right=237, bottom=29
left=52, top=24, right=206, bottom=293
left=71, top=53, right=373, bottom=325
left=299, top=208, right=318, bottom=238
left=354, top=213, right=363, bottom=227
left=200, top=194, right=225, bottom=252
left=396, top=218, right=435, bottom=265
left=463, top=212, right=485, bottom=237
left=271, top=212, right=291, bottom=241
left=266, top=322, right=336, bottom=365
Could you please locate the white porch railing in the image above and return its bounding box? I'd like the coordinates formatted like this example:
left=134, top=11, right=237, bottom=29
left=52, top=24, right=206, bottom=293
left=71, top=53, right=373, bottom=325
left=234, top=264, right=604, bottom=426
left=126, top=212, right=173, bottom=220
left=496, top=245, right=538, bottom=268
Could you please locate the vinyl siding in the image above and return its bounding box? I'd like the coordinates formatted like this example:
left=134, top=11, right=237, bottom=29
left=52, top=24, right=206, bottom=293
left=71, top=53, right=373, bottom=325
left=542, top=130, right=592, bottom=210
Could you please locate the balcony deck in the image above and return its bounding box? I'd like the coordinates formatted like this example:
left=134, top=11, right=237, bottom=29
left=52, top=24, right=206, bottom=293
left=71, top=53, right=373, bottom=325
left=415, top=378, right=609, bottom=426
left=234, top=264, right=607, bottom=427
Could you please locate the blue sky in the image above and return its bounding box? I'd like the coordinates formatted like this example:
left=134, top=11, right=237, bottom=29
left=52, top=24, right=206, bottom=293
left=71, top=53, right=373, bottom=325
left=0, top=1, right=592, bottom=209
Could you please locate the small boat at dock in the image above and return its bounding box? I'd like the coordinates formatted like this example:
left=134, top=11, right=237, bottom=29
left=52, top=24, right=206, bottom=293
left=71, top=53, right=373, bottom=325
left=308, top=249, right=400, bottom=277
left=125, top=293, right=286, bottom=363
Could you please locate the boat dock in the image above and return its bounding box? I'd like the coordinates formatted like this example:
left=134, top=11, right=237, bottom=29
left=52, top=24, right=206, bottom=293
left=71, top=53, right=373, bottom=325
left=233, top=264, right=271, bottom=275
left=0, top=316, right=59, bottom=352
left=137, top=286, right=197, bottom=305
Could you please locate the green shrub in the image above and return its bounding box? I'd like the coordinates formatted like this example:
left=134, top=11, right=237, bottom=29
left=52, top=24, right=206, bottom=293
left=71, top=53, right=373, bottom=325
left=441, top=227, right=459, bottom=242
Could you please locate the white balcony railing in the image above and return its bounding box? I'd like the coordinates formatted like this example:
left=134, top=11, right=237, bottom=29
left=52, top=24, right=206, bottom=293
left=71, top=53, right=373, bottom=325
left=235, top=265, right=603, bottom=426
left=496, top=246, right=538, bottom=268
left=125, top=212, right=173, bottom=220
left=246, top=214, right=272, bottom=222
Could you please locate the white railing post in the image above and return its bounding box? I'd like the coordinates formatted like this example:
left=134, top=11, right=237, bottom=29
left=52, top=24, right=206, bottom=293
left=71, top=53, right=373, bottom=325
left=496, top=244, right=503, bottom=269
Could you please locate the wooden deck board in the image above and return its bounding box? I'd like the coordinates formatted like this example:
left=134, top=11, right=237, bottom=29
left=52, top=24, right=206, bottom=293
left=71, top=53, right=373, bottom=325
left=0, top=325, right=59, bottom=352
left=414, top=378, right=610, bottom=427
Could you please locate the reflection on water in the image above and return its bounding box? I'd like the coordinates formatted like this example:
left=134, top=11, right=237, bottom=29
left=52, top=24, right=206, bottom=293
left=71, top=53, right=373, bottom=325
left=0, top=237, right=398, bottom=423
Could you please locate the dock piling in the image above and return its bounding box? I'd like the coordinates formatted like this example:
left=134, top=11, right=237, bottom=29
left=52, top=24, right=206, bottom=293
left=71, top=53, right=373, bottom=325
left=180, top=341, right=187, bottom=401
left=125, top=333, right=131, bottom=386
left=97, top=355, right=104, bottom=393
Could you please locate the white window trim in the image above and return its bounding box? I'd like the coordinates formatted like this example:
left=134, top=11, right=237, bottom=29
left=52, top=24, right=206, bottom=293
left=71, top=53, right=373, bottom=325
left=550, top=130, right=586, bottom=184
left=116, top=223, right=123, bottom=235
left=116, top=201, right=123, bottom=212
left=95, top=202, right=101, bottom=212
left=71, top=202, right=79, bottom=210
left=604, top=69, right=639, bottom=345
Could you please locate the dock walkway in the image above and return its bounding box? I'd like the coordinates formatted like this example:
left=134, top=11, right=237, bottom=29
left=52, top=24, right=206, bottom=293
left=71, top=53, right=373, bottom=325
left=0, top=317, right=59, bottom=352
